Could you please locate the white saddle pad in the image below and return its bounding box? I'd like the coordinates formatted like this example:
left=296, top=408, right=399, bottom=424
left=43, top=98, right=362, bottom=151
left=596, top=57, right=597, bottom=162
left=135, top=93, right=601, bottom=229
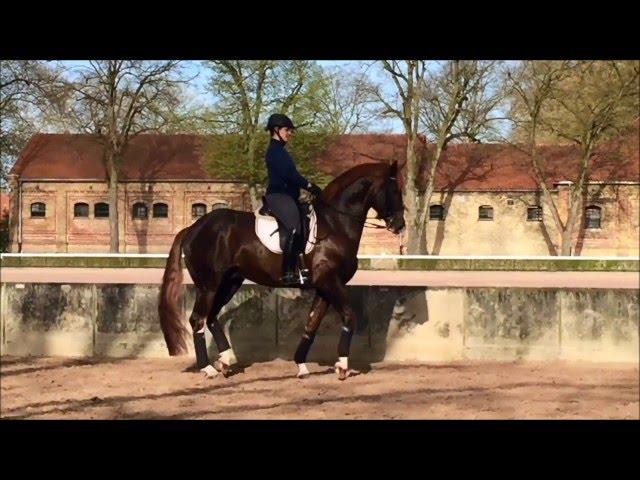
left=254, top=206, right=317, bottom=255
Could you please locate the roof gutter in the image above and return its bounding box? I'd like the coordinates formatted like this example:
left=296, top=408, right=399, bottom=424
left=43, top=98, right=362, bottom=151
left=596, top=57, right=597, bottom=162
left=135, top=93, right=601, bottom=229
left=18, top=178, right=248, bottom=183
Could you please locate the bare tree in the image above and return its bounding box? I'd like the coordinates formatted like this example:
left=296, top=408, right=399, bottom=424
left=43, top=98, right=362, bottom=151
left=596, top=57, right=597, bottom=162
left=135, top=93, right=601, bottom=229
left=314, top=65, right=378, bottom=134
left=56, top=61, right=187, bottom=252
left=372, top=60, right=425, bottom=253
left=418, top=61, right=504, bottom=253
left=506, top=60, right=639, bottom=255
left=374, top=60, right=504, bottom=254
left=0, top=60, right=63, bottom=185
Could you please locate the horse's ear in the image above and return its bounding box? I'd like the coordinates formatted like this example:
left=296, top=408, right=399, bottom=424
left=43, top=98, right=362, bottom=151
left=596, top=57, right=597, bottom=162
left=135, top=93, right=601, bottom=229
left=389, top=161, right=398, bottom=178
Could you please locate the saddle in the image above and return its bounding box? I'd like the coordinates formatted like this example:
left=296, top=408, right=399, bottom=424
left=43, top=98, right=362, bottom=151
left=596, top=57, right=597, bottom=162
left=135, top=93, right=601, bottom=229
left=254, top=196, right=317, bottom=256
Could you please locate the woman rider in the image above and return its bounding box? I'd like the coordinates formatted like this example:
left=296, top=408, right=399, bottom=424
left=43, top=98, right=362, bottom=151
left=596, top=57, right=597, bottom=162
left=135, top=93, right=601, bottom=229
left=263, top=113, right=322, bottom=286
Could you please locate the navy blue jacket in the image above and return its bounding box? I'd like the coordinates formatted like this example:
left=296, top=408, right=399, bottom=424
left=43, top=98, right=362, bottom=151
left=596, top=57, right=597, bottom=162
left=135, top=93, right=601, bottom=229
left=265, top=138, right=310, bottom=199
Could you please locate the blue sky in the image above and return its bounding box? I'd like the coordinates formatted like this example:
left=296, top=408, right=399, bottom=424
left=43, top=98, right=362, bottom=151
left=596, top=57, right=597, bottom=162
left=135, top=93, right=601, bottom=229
left=59, top=60, right=405, bottom=132
left=57, top=60, right=509, bottom=135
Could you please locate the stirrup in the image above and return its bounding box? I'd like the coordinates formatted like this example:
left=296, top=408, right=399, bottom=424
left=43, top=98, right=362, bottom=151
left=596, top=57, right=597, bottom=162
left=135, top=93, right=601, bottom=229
left=281, top=272, right=301, bottom=286
left=299, top=268, right=310, bottom=283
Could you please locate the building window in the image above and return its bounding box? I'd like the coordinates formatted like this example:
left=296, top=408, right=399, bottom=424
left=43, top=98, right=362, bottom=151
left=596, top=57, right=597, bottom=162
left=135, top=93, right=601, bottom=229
left=192, top=203, right=207, bottom=218
left=74, top=202, right=89, bottom=218
left=30, top=202, right=46, bottom=217
left=95, top=202, right=109, bottom=218
left=585, top=205, right=602, bottom=229
left=212, top=202, right=227, bottom=211
left=478, top=205, right=493, bottom=221
left=132, top=202, right=148, bottom=219
left=527, top=206, right=543, bottom=222
left=153, top=203, right=169, bottom=218
left=429, top=204, right=445, bottom=221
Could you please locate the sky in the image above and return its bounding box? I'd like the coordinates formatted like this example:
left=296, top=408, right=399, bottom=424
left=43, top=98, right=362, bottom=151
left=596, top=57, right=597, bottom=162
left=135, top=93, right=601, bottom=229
left=56, top=60, right=509, bottom=135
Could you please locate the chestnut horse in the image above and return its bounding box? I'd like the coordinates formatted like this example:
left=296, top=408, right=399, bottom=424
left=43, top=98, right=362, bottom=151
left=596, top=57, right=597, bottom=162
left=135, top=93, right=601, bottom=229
left=158, top=161, right=405, bottom=380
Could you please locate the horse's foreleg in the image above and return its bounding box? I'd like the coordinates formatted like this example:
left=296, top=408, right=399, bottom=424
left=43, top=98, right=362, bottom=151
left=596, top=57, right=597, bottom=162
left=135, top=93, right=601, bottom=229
left=321, top=281, right=357, bottom=381
left=293, top=293, right=329, bottom=378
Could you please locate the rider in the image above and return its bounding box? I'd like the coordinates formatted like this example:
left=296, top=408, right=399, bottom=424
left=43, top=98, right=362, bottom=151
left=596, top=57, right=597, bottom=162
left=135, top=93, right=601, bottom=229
left=264, top=113, right=322, bottom=286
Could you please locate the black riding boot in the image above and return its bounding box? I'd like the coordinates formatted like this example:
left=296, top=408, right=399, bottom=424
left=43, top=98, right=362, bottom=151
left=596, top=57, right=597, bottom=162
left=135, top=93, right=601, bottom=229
left=280, top=230, right=300, bottom=286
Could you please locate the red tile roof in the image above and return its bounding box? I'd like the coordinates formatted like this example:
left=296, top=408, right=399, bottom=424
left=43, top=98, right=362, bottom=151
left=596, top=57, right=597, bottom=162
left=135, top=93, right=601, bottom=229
left=10, top=130, right=639, bottom=191
left=314, top=132, right=639, bottom=190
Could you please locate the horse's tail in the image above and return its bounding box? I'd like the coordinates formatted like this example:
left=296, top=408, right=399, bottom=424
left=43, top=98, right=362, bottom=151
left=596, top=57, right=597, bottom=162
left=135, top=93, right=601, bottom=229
left=159, top=227, right=190, bottom=356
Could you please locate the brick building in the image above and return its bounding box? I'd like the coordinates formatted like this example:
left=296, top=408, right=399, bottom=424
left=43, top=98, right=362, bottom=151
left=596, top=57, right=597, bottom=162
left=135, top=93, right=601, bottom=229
left=6, top=131, right=639, bottom=255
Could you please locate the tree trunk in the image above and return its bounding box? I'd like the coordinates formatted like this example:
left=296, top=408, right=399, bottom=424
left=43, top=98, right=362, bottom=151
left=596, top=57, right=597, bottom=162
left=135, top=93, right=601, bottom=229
left=107, top=152, right=120, bottom=253
left=416, top=144, right=442, bottom=255
left=403, top=133, right=427, bottom=254
left=418, top=182, right=436, bottom=254
left=561, top=187, right=583, bottom=256
left=561, top=147, right=590, bottom=256
left=248, top=184, right=260, bottom=212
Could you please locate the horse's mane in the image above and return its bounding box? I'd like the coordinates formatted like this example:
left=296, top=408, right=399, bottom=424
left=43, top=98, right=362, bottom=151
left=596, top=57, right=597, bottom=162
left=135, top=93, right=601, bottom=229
left=322, top=162, right=389, bottom=201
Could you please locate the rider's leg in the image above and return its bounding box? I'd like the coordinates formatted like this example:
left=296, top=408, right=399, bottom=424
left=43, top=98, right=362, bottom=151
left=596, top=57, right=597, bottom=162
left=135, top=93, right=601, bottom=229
left=264, top=193, right=302, bottom=285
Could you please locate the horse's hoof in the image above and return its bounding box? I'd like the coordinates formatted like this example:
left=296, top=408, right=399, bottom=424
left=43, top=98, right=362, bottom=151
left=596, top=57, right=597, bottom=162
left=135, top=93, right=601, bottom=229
left=213, top=360, right=232, bottom=378
left=336, top=366, right=349, bottom=381
left=297, top=373, right=310, bottom=379
left=200, top=365, right=218, bottom=379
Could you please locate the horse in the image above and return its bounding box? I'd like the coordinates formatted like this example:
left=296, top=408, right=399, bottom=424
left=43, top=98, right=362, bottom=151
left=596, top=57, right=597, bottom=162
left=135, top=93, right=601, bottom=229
left=158, top=160, right=405, bottom=380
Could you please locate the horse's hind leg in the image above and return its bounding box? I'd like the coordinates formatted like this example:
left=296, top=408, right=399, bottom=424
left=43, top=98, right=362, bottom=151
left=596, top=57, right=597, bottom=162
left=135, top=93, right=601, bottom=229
left=189, top=287, right=218, bottom=378
left=207, top=270, right=245, bottom=377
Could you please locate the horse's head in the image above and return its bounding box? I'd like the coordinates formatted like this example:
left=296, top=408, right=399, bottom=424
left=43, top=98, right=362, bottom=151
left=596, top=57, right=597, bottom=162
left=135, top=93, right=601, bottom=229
left=371, top=161, right=405, bottom=234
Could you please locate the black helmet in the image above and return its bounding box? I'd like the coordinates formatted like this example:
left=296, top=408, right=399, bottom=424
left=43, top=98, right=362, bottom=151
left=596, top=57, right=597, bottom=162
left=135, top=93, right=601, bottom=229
left=265, top=113, right=296, bottom=131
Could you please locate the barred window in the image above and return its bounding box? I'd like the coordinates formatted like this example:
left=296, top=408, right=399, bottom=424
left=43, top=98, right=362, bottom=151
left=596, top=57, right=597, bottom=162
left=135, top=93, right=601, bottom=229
left=153, top=203, right=168, bottom=218
left=132, top=202, right=148, bottom=219
left=479, top=205, right=493, bottom=221
left=527, top=206, right=543, bottom=222
left=74, top=202, right=89, bottom=217
left=30, top=202, right=46, bottom=217
left=585, top=205, right=602, bottom=229
left=192, top=203, right=207, bottom=218
left=429, top=204, right=445, bottom=220
left=94, top=202, right=109, bottom=218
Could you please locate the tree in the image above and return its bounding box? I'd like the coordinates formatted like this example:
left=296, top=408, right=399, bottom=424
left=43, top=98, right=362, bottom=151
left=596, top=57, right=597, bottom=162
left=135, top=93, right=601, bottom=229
left=374, top=60, right=505, bottom=254
left=506, top=60, right=639, bottom=255
left=313, top=65, right=378, bottom=134
left=372, top=61, right=425, bottom=253
left=202, top=130, right=331, bottom=209
left=200, top=60, right=331, bottom=209
left=56, top=61, right=188, bottom=252
left=0, top=216, right=7, bottom=252
left=0, top=60, right=62, bottom=186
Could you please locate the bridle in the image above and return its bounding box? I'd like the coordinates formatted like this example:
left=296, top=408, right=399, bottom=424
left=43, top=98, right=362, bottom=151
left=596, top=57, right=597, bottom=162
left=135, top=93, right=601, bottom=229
left=312, top=175, right=400, bottom=231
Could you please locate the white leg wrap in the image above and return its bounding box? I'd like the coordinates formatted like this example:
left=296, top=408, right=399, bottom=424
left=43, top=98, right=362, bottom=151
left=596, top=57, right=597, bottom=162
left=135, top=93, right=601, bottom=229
left=297, top=363, right=310, bottom=378
left=200, top=365, right=218, bottom=378
left=219, top=348, right=237, bottom=366
left=336, top=357, right=348, bottom=371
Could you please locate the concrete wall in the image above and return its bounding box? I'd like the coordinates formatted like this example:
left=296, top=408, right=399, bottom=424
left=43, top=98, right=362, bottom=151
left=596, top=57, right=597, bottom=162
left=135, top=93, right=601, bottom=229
left=2, top=283, right=637, bottom=363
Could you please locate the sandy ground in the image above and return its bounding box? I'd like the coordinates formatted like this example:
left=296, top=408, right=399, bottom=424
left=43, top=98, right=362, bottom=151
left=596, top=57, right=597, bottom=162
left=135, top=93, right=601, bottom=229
left=1, top=356, right=638, bottom=420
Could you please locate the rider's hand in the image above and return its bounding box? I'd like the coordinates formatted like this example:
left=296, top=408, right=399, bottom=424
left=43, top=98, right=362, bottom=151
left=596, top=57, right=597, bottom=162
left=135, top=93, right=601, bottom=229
left=307, top=183, right=322, bottom=197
